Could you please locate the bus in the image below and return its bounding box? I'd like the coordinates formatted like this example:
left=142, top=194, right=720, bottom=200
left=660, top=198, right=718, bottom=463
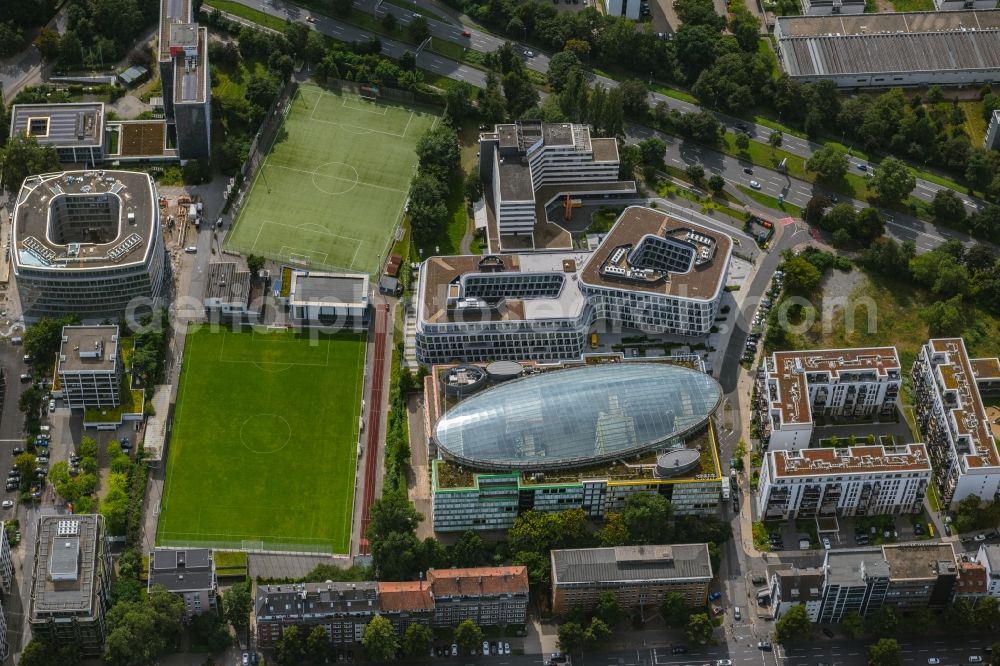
left=590, top=332, right=598, bottom=349
left=927, top=523, right=934, bottom=538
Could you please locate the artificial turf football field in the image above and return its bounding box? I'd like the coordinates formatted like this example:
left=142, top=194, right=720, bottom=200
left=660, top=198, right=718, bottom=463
left=156, top=326, right=365, bottom=553
left=225, top=83, right=439, bottom=273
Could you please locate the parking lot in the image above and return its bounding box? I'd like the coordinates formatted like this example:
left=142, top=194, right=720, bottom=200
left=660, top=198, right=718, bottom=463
left=741, top=269, right=782, bottom=364
left=762, top=512, right=941, bottom=554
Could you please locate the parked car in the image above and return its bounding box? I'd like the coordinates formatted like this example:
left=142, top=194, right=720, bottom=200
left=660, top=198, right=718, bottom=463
left=1, top=500, right=12, bottom=509
left=12, top=448, right=22, bottom=455
left=749, top=180, right=762, bottom=190
left=969, top=657, right=983, bottom=664
left=822, top=537, right=831, bottom=549
left=708, top=591, right=721, bottom=601
left=451, top=644, right=458, bottom=656
left=671, top=646, right=688, bottom=654
left=482, top=640, right=490, bottom=655
left=822, top=628, right=835, bottom=638
left=758, top=641, right=773, bottom=651
left=927, top=659, right=941, bottom=665
left=242, top=654, right=249, bottom=666
left=733, top=607, right=742, bottom=621
left=503, top=642, right=510, bottom=655
left=49, top=400, right=55, bottom=412
left=975, top=534, right=987, bottom=541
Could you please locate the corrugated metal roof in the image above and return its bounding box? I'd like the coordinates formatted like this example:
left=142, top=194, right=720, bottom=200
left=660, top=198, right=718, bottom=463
left=552, top=544, right=713, bottom=585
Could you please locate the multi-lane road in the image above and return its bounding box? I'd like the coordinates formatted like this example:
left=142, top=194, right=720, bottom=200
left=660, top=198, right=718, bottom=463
left=253, top=0, right=985, bottom=215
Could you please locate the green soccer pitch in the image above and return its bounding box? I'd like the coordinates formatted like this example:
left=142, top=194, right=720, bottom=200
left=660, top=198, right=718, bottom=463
left=225, top=83, right=439, bottom=273
left=156, top=326, right=365, bottom=554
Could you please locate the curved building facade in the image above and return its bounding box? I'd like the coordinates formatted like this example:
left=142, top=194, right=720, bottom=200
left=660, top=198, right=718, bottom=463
left=433, top=363, right=722, bottom=472
left=13, top=171, right=166, bottom=320
left=415, top=206, right=731, bottom=365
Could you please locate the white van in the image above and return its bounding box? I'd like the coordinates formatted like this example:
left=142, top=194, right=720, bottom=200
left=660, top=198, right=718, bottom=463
left=39, top=425, right=50, bottom=434
left=184, top=246, right=197, bottom=254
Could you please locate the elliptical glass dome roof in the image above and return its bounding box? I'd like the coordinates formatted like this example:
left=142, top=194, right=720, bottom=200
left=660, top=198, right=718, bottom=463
left=433, top=363, right=722, bottom=471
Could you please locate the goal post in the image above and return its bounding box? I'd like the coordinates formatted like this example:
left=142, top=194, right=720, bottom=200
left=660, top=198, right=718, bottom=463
left=359, top=84, right=380, bottom=102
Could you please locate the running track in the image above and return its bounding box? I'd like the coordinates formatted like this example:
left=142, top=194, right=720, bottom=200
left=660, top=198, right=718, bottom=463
left=359, top=303, right=389, bottom=555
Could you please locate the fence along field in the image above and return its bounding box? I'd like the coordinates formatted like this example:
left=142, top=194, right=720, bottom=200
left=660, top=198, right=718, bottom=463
left=156, top=326, right=365, bottom=554
left=225, top=82, right=438, bottom=273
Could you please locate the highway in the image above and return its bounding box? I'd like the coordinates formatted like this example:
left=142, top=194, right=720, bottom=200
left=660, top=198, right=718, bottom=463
left=271, top=0, right=986, bottom=213
left=625, top=123, right=981, bottom=253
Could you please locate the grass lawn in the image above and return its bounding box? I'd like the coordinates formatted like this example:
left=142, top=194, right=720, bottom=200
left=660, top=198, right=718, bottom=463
left=891, top=0, right=934, bottom=10
left=204, top=0, right=288, bottom=30
left=737, top=185, right=804, bottom=218
left=226, top=83, right=439, bottom=273
left=157, top=326, right=365, bottom=553
left=787, top=268, right=1000, bottom=390
left=960, top=101, right=988, bottom=146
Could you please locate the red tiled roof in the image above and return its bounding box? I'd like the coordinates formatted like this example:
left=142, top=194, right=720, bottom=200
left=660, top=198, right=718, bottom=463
left=427, top=566, right=529, bottom=597
left=377, top=581, right=434, bottom=612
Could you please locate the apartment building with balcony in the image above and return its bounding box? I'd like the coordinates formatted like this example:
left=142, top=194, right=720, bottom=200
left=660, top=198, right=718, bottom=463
left=757, top=347, right=901, bottom=450
left=426, top=567, right=529, bottom=628
left=550, top=544, right=712, bottom=615
left=769, top=567, right=824, bottom=622
left=976, top=544, right=1000, bottom=600
left=478, top=121, right=630, bottom=243
left=756, top=443, right=931, bottom=520
left=254, top=566, right=528, bottom=649
left=911, top=338, right=1000, bottom=508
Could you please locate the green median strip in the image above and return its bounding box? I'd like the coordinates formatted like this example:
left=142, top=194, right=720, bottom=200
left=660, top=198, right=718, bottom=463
left=737, top=185, right=804, bottom=218
left=204, top=0, right=288, bottom=30
left=383, top=0, right=448, bottom=22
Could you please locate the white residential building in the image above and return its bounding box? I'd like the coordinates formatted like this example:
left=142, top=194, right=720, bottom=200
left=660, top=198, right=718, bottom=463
left=976, top=544, right=1000, bottom=600
left=0, top=522, right=12, bottom=594
left=57, top=325, right=122, bottom=410
left=414, top=206, right=731, bottom=365
left=912, top=338, right=1000, bottom=508
left=757, top=443, right=931, bottom=520
left=758, top=347, right=901, bottom=450
left=479, top=121, right=630, bottom=240
left=606, top=0, right=641, bottom=20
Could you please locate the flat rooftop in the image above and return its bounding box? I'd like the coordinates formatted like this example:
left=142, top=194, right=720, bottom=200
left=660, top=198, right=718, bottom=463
left=12, top=170, right=157, bottom=271
left=578, top=206, right=732, bottom=300
left=497, top=160, right=533, bottom=201
left=767, top=347, right=900, bottom=427
left=770, top=443, right=931, bottom=478
left=173, top=27, right=207, bottom=104
left=10, top=103, right=104, bottom=148
left=30, top=515, right=103, bottom=616
left=777, top=10, right=1000, bottom=77
left=591, top=137, right=619, bottom=162
left=57, top=325, right=119, bottom=373
left=824, top=549, right=890, bottom=584
left=206, top=262, right=251, bottom=305
left=882, top=542, right=956, bottom=581
left=928, top=338, right=999, bottom=469
left=159, top=0, right=192, bottom=61
left=290, top=271, right=369, bottom=307
left=552, top=544, right=713, bottom=585
left=148, top=548, right=214, bottom=592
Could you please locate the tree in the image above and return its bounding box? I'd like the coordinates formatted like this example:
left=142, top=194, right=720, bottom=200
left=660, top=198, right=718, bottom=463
left=685, top=612, right=714, bottom=645
left=932, top=188, right=967, bottom=228
left=944, top=598, right=976, bottom=635
left=362, top=615, right=399, bottom=662
left=557, top=621, right=586, bottom=653
left=621, top=492, right=673, bottom=544
left=189, top=611, right=231, bottom=654
left=332, top=0, right=352, bottom=16
left=450, top=529, right=488, bottom=567
left=806, top=145, right=849, bottom=182
left=104, top=586, right=186, bottom=666
left=775, top=604, right=812, bottom=643
left=685, top=164, right=705, bottom=184
left=868, top=638, right=902, bottom=666
left=402, top=623, right=433, bottom=658
left=367, top=490, right=423, bottom=543
left=854, top=207, right=885, bottom=243
left=223, top=581, right=252, bottom=629
left=407, top=16, right=429, bottom=43
left=454, top=619, right=483, bottom=656
left=547, top=50, right=583, bottom=93
left=620, top=79, right=649, bottom=118
left=638, top=137, right=666, bottom=170
left=618, top=144, right=641, bottom=181
left=34, top=27, right=60, bottom=61
left=275, top=625, right=305, bottom=665
left=502, top=70, right=539, bottom=119
left=992, top=642, right=1000, bottom=666
left=735, top=132, right=750, bottom=152
left=870, top=157, right=915, bottom=205
left=661, top=592, right=690, bottom=627
left=596, top=512, right=629, bottom=547
left=976, top=595, right=1000, bottom=632
left=584, top=617, right=612, bottom=646
left=729, top=5, right=761, bottom=52
left=841, top=610, right=865, bottom=639
left=304, top=30, right=326, bottom=63
left=768, top=130, right=783, bottom=151
left=416, top=126, right=459, bottom=176
left=781, top=255, right=822, bottom=293
left=1, top=134, right=60, bottom=195
left=673, top=0, right=725, bottom=30
left=58, top=29, right=82, bottom=68
left=305, top=624, right=331, bottom=662
left=708, top=174, right=726, bottom=194
left=866, top=606, right=898, bottom=636
left=381, top=11, right=398, bottom=31
left=246, top=254, right=265, bottom=278
left=595, top=592, right=624, bottom=627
